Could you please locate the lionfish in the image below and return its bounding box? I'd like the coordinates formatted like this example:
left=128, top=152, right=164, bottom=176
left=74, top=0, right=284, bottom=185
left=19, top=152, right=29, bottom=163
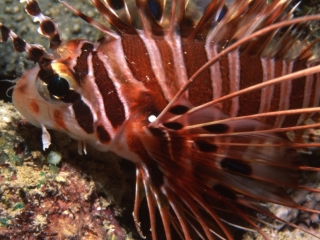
left=1, top=0, right=320, bottom=239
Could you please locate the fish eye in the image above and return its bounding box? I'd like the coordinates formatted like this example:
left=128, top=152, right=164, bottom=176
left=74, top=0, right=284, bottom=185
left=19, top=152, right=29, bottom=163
left=36, top=63, right=76, bottom=103
left=47, top=74, right=70, bottom=99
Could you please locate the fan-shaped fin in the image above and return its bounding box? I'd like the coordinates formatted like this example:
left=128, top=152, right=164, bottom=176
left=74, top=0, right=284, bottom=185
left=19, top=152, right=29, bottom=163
left=91, top=0, right=136, bottom=34
left=151, top=13, right=320, bottom=126
left=188, top=0, right=225, bottom=40
left=138, top=98, right=320, bottom=239
left=60, top=1, right=119, bottom=39
left=136, top=0, right=165, bottom=35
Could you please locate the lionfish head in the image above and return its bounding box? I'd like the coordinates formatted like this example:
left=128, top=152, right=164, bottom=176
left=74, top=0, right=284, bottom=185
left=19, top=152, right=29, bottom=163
left=11, top=38, right=105, bottom=151
left=2, top=0, right=117, bottom=152
left=2, top=0, right=320, bottom=239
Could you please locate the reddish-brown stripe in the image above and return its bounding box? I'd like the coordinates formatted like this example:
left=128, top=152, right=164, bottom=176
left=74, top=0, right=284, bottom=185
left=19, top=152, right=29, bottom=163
left=181, top=38, right=213, bottom=106
left=308, top=74, right=316, bottom=108
left=92, top=51, right=126, bottom=128
left=300, top=73, right=318, bottom=123
left=97, top=125, right=111, bottom=143
left=72, top=98, right=94, bottom=134
left=266, top=60, right=282, bottom=124
left=314, top=74, right=320, bottom=108
left=16, top=82, right=27, bottom=94
left=155, top=38, right=180, bottom=94
left=28, top=100, right=39, bottom=114
left=149, top=127, right=171, bottom=160
left=219, top=54, right=231, bottom=114
left=237, top=54, right=263, bottom=117
left=282, top=60, right=307, bottom=127
left=121, top=34, right=167, bottom=112
left=67, top=91, right=94, bottom=133
left=53, top=109, right=67, bottom=130
left=73, top=43, right=93, bottom=82
left=169, top=132, right=189, bottom=164
left=126, top=128, right=164, bottom=188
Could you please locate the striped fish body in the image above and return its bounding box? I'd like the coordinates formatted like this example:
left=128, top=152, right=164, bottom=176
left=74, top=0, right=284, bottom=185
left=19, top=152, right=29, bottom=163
left=2, top=0, right=320, bottom=239
left=12, top=36, right=317, bottom=157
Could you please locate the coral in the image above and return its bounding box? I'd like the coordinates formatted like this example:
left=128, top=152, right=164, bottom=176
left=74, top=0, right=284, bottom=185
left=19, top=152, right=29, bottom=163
left=0, top=101, right=136, bottom=239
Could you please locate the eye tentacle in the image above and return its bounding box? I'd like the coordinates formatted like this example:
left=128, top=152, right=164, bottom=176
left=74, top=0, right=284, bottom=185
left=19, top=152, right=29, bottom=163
left=41, top=124, right=51, bottom=150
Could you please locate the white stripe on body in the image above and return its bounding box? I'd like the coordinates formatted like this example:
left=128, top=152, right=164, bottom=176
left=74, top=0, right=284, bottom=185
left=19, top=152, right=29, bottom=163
left=259, top=58, right=275, bottom=115
left=228, top=50, right=240, bottom=117
left=275, top=61, right=293, bottom=127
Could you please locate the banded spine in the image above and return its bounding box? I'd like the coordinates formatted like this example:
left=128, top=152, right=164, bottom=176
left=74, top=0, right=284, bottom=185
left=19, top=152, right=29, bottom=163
left=79, top=36, right=320, bottom=136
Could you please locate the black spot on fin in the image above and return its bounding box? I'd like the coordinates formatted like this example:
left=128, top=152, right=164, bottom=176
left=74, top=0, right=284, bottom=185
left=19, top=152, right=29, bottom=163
left=213, top=185, right=237, bottom=200
left=195, top=140, right=217, bottom=152
left=220, top=158, right=252, bottom=175
left=169, top=105, right=189, bottom=115
left=163, top=122, right=183, bottom=130
left=149, top=127, right=165, bottom=137
left=107, top=0, right=125, bottom=10
left=203, top=123, right=229, bottom=133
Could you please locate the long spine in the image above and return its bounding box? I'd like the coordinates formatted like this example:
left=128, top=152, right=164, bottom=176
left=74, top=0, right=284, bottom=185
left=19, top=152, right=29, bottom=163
left=88, top=36, right=320, bottom=133
left=3, top=1, right=320, bottom=239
